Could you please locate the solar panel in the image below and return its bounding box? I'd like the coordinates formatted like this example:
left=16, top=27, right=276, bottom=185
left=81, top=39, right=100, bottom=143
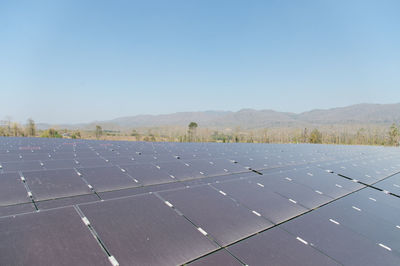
left=159, top=185, right=273, bottom=246
left=374, top=173, right=400, bottom=196
left=189, top=249, right=242, bottom=265
left=322, top=162, right=389, bottom=184
left=36, top=194, right=100, bottom=210
left=0, top=207, right=110, bottom=265
left=207, top=158, right=249, bottom=174
left=23, top=169, right=92, bottom=201
left=211, top=179, right=308, bottom=224
left=42, top=159, right=79, bottom=170
left=119, top=163, right=174, bottom=185
left=19, top=153, right=50, bottom=161
left=0, top=203, right=35, bottom=218
left=48, top=152, right=75, bottom=160
left=77, top=165, right=140, bottom=192
left=280, top=193, right=400, bottom=265
left=130, top=154, right=160, bottom=163
left=76, top=157, right=110, bottom=167
left=314, top=197, right=400, bottom=253
left=104, top=156, right=136, bottom=165
left=270, top=167, right=365, bottom=198
left=228, top=227, right=340, bottom=266
left=251, top=174, right=333, bottom=209
left=74, top=152, right=98, bottom=158
left=232, top=154, right=291, bottom=170
left=150, top=153, right=178, bottom=162
left=321, top=188, right=400, bottom=229
left=0, top=154, right=22, bottom=162
left=78, top=193, right=218, bottom=265
left=183, top=172, right=258, bottom=187
left=181, top=159, right=230, bottom=177
left=152, top=160, right=204, bottom=180
left=1, top=161, right=44, bottom=172
left=177, top=152, right=214, bottom=160
left=98, top=181, right=185, bottom=200
left=0, top=173, right=30, bottom=206
left=1, top=137, right=400, bottom=265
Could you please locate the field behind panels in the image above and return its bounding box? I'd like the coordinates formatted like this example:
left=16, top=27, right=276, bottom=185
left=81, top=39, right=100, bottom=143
left=1, top=137, right=400, bottom=266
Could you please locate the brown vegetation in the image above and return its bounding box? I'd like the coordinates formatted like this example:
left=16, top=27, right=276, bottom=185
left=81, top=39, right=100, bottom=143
left=0, top=119, right=399, bottom=146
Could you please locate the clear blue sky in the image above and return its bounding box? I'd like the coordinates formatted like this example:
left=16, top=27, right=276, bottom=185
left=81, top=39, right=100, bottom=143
left=1, top=0, right=399, bottom=124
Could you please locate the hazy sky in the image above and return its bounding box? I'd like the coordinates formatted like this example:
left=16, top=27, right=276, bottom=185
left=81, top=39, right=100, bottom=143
left=1, top=0, right=399, bottom=124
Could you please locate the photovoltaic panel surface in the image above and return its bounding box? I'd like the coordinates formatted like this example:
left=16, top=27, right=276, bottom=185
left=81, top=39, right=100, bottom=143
left=189, top=249, right=242, bottom=265
left=77, top=165, right=140, bottom=192
left=159, top=185, right=273, bottom=246
left=280, top=191, right=400, bottom=265
left=23, top=169, right=92, bottom=201
left=0, top=207, right=110, bottom=265
left=281, top=167, right=365, bottom=197
left=0, top=203, right=35, bottom=218
left=98, top=181, right=185, bottom=200
left=228, top=227, right=340, bottom=266
left=42, top=159, right=79, bottom=170
left=76, top=157, right=110, bottom=167
left=78, top=193, right=218, bottom=265
left=152, top=160, right=204, bottom=180
left=181, top=159, right=232, bottom=177
left=183, top=171, right=258, bottom=187
left=211, top=179, right=308, bottom=224
left=36, top=193, right=100, bottom=210
left=251, top=174, right=333, bottom=209
left=1, top=137, right=400, bottom=265
left=119, top=163, right=174, bottom=185
left=373, top=173, right=400, bottom=196
left=1, top=161, right=44, bottom=172
left=0, top=172, right=30, bottom=206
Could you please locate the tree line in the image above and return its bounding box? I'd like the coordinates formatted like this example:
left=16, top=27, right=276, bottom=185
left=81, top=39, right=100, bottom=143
left=1, top=119, right=399, bottom=146
left=0, top=119, right=80, bottom=139
left=125, top=122, right=400, bottom=146
left=0, top=118, right=37, bottom=137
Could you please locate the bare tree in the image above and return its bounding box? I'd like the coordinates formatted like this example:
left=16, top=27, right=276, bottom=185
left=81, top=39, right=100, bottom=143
left=302, top=128, right=308, bottom=143
left=388, top=123, right=399, bottom=146
left=95, top=125, right=103, bottom=139
left=12, top=123, right=22, bottom=137
left=26, top=118, right=36, bottom=137
left=5, top=116, right=12, bottom=136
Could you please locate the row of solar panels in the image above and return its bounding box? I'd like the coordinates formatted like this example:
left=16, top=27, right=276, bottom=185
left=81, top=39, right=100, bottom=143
left=1, top=156, right=399, bottom=210
left=1, top=176, right=400, bottom=265
left=0, top=137, right=400, bottom=265
left=1, top=137, right=396, bottom=163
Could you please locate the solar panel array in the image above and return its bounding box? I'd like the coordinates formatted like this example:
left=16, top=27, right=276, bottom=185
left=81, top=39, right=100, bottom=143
left=1, top=137, right=400, bottom=265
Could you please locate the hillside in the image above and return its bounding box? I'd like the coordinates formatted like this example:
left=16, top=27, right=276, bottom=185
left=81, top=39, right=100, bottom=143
left=43, top=103, right=400, bottom=130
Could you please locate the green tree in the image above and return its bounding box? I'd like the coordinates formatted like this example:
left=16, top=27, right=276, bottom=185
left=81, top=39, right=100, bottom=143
left=188, top=122, right=198, bottom=142
left=0, top=126, right=6, bottom=136
left=26, top=118, right=36, bottom=137
left=95, top=125, right=103, bottom=139
left=40, top=128, right=62, bottom=138
left=71, top=131, right=81, bottom=139
left=309, top=128, right=322, bottom=144
left=131, top=129, right=139, bottom=137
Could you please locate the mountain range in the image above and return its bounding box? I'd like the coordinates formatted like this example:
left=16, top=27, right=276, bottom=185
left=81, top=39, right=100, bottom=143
left=41, top=103, right=400, bottom=130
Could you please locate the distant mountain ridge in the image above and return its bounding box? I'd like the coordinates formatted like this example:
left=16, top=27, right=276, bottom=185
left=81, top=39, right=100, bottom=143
left=43, top=103, right=400, bottom=130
